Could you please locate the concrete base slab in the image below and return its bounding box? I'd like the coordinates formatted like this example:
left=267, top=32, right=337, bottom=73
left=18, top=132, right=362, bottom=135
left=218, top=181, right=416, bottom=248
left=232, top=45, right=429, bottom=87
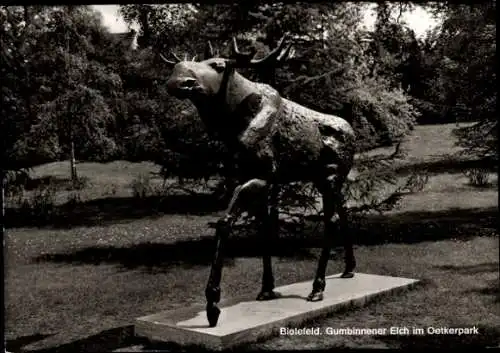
left=135, top=273, right=419, bottom=350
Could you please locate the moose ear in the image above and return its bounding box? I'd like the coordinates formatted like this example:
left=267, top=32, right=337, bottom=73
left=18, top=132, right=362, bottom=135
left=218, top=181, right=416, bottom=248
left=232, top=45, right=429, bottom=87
left=209, top=60, right=226, bottom=73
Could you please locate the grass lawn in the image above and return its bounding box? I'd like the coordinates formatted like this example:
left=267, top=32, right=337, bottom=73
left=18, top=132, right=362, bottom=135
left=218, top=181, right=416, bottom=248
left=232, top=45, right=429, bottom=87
left=4, top=123, right=499, bottom=351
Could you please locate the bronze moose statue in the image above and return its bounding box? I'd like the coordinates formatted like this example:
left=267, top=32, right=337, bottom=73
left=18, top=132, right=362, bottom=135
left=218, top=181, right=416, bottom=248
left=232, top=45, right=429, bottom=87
left=161, top=34, right=356, bottom=327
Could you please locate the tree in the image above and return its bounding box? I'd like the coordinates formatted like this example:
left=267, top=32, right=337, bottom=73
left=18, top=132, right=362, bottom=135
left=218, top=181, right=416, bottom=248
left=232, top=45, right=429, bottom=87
left=417, top=3, right=496, bottom=158
left=49, top=7, right=122, bottom=181
left=1, top=6, right=56, bottom=238
left=441, top=3, right=496, bottom=159
left=1, top=5, right=125, bottom=232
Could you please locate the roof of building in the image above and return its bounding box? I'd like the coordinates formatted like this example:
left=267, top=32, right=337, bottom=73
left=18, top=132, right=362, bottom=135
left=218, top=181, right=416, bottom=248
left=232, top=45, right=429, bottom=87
left=109, top=29, right=138, bottom=50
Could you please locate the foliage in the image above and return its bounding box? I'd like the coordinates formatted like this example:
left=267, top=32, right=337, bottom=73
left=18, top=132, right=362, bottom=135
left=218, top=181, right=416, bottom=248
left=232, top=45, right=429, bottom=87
left=13, top=181, right=58, bottom=222
left=38, top=84, right=118, bottom=161
left=415, top=4, right=496, bottom=132
left=1, top=5, right=124, bottom=175
left=4, top=3, right=494, bottom=224
left=365, top=2, right=420, bottom=90
left=117, top=2, right=423, bottom=216
left=346, top=153, right=429, bottom=214
left=4, top=169, right=31, bottom=198
left=442, top=3, right=496, bottom=159
left=0, top=6, right=53, bottom=171
left=463, top=168, right=491, bottom=188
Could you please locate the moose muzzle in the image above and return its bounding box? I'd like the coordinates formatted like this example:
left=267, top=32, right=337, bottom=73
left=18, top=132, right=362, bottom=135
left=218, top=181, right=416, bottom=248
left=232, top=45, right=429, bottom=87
left=166, top=77, right=200, bottom=99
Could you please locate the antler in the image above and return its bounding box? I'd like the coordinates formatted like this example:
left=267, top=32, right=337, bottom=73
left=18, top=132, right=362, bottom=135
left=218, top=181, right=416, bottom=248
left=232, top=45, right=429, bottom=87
left=159, top=51, right=182, bottom=66
left=231, top=33, right=294, bottom=67
left=231, top=37, right=257, bottom=63
left=159, top=51, right=198, bottom=66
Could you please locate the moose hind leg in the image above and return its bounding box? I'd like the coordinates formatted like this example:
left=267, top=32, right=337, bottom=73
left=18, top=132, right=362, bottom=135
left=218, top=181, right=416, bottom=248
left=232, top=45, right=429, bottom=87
left=338, top=199, right=355, bottom=278
left=308, top=175, right=355, bottom=302
left=307, top=191, right=336, bottom=302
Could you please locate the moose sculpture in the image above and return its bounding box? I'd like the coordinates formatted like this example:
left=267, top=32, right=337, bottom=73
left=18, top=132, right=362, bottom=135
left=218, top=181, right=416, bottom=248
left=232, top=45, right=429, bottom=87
left=161, top=35, right=356, bottom=327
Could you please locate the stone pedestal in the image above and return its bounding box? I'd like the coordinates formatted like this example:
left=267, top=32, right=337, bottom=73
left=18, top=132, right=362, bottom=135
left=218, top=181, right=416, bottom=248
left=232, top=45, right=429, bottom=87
left=135, top=273, right=419, bottom=350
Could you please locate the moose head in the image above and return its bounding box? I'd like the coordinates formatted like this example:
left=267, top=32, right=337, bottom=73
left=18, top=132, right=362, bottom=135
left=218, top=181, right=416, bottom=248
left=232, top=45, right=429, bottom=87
left=161, top=34, right=294, bottom=101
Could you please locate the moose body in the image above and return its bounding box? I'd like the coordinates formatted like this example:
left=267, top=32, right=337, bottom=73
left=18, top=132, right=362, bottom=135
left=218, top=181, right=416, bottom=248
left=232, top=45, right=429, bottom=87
left=168, top=61, right=355, bottom=183
left=164, top=38, right=356, bottom=327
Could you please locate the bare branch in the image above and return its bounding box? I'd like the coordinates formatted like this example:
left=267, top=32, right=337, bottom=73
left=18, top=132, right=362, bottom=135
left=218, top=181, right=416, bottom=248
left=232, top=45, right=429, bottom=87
left=396, top=2, right=404, bottom=24
left=204, top=40, right=214, bottom=60
left=285, top=66, right=344, bottom=87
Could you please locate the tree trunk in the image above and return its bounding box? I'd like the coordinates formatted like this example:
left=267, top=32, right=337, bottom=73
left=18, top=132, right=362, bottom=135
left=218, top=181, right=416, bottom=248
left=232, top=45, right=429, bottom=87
left=1, top=170, right=6, bottom=245
left=139, top=7, right=151, bottom=48
left=70, top=135, right=78, bottom=186
left=23, top=6, right=33, bottom=128
left=64, top=6, right=78, bottom=187
left=23, top=6, right=30, bottom=25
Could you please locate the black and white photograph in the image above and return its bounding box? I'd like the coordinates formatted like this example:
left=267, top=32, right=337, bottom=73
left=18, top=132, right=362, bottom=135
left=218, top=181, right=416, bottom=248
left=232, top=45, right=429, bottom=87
left=2, top=2, right=498, bottom=351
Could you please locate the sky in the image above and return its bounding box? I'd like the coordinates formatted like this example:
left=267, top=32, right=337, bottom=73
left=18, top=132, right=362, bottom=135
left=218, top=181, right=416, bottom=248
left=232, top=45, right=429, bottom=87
left=91, top=4, right=440, bottom=38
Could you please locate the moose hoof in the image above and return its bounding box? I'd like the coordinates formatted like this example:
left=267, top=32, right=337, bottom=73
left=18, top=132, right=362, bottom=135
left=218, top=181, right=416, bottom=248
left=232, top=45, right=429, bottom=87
left=256, top=290, right=281, bottom=301
left=206, top=304, right=221, bottom=327
left=306, top=291, right=324, bottom=302
left=341, top=271, right=355, bottom=278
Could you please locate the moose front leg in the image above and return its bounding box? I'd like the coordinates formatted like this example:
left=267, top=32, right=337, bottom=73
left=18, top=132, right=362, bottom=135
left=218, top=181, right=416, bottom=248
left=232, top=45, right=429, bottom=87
left=205, top=178, right=268, bottom=327
left=256, top=182, right=280, bottom=301
left=205, top=218, right=230, bottom=327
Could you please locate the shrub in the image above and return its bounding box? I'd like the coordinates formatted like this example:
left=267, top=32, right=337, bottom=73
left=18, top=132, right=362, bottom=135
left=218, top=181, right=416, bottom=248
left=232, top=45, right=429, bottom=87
left=21, top=183, right=58, bottom=222
left=464, top=168, right=490, bottom=187
left=130, top=173, right=153, bottom=199
left=66, top=176, right=90, bottom=191
left=453, top=119, right=497, bottom=161
left=103, top=183, right=118, bottom=197
left=4, top=169, right=31, bottom=199
left=65, top=191, right=83, bottom=212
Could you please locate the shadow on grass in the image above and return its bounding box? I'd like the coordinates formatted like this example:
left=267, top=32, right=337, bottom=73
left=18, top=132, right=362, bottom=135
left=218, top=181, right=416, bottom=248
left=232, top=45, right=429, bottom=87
left=16, top=332, right=237, bottom=353
left=350, top=206, right=497, bottom=245
left=33, top=235, right=317, bottom=271
left=6, top=155, right=497, bottom=230
left=33, top=206, right=498, bottom=272
left=124, top=339, right=242, bottom=353
left=10, top=326, right=135, bottom=353
left=6, top=334, right=54, bottom=352
left=466, top=278, right=500, bottom=303
left=6, top=193, right=227, bottom=229
left=436, top=263, right=499, bottom=304
left=11, top=312, right=499, bottom=352
left=377, top=325, right=500, bottom=349
left=394, top=156, right=497, bottom=176
left=436, top=262, right=499, bottom=275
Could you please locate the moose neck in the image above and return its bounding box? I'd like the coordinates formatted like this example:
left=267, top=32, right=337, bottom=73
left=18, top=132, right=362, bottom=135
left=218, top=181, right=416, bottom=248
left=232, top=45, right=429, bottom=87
left=225, top=70, right=259, bottom=112
left=190, top=69, right=258, bottom=117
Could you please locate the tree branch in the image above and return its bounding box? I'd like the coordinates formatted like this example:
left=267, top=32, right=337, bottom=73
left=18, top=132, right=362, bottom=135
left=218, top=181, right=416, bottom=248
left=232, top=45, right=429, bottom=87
left=285, top=67, right=344, bottom=88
